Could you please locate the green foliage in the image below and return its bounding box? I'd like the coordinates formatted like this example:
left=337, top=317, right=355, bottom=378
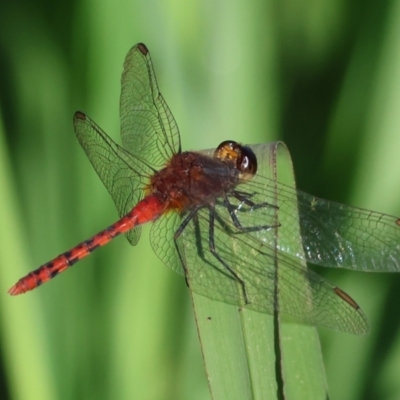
left=1, top=1, right=400, bottom=399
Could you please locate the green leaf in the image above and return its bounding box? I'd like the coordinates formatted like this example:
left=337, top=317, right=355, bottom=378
left=192, top=143, right=327, bottom=400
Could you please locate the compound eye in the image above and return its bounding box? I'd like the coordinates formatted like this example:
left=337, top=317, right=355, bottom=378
left=214, top=140, right=240, bottom=161
left=214, top=141, right=257, bottom=181
left=237, top=146, right=257, bottom=180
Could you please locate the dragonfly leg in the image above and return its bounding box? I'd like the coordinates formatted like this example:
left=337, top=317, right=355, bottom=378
left=174, top=207, right=201, bottom=288
left=224, top=196, right=280, bottom=233
left=208, top=205, right=249, bottom=305
left=232, top=190, right=278, bottom=210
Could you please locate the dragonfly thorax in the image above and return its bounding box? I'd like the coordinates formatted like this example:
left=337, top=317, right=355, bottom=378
left=147, top=151, right=241, bottom=212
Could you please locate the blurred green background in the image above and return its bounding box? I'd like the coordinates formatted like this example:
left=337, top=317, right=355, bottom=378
left=1, top=0, right=400, bottom=399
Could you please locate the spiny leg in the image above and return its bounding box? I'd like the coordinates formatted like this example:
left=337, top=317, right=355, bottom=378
left=232, top=190, right=279, bottom=210
left=208, top=205, right=249, bottom=304
left=224, top=196, right=280, bottom=233
left=174, top=207, right=201, bottom=288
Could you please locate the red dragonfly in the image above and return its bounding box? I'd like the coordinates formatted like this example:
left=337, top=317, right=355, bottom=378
left=9, top=43, right=400, bottom=335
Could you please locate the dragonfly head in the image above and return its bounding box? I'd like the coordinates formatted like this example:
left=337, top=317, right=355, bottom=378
left=214, top=140, right=257, bottom=181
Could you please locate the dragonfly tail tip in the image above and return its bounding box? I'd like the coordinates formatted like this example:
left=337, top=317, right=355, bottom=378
left=8, top=284, right=22, bottom=296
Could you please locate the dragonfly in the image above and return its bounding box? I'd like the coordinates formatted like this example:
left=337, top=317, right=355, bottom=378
left=9, top=43, right=400, bottom=335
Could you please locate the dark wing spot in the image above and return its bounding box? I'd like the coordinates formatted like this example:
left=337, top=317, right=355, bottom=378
left=395, top=218, right=400, bottom=226
left=334, top=287, right=360, bottom=310
left=74, top=111, right=86, bottom=120
left=138, top=43, right=148, bottom=55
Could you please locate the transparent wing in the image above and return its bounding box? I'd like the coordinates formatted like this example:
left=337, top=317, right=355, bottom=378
left=149, top=196, right=368, bottom=334
left=120, top=43, right=181, bottom=169
left=186, top=207, right=368, bottom=334
left=241, top=172, right=400, bottom=272
left=150, top=212, right=184, bottom=276
left=74, top=112, right=154, bottom=245
left=298, top=190, right=400, bottom=271
left=147, top=143, right=398, bottom=332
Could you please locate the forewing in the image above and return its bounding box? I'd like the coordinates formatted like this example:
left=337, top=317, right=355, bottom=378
left=74, top=112, right=154, bottom=245
left=297, top=191, right=400, bottom=271
left=120, top=43, right=180, bottom=169
left=242, top=172, right=400, bottom=272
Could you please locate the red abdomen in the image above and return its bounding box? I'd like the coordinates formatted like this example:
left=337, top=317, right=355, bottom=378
left=8, top=195, right=165, bottom=295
